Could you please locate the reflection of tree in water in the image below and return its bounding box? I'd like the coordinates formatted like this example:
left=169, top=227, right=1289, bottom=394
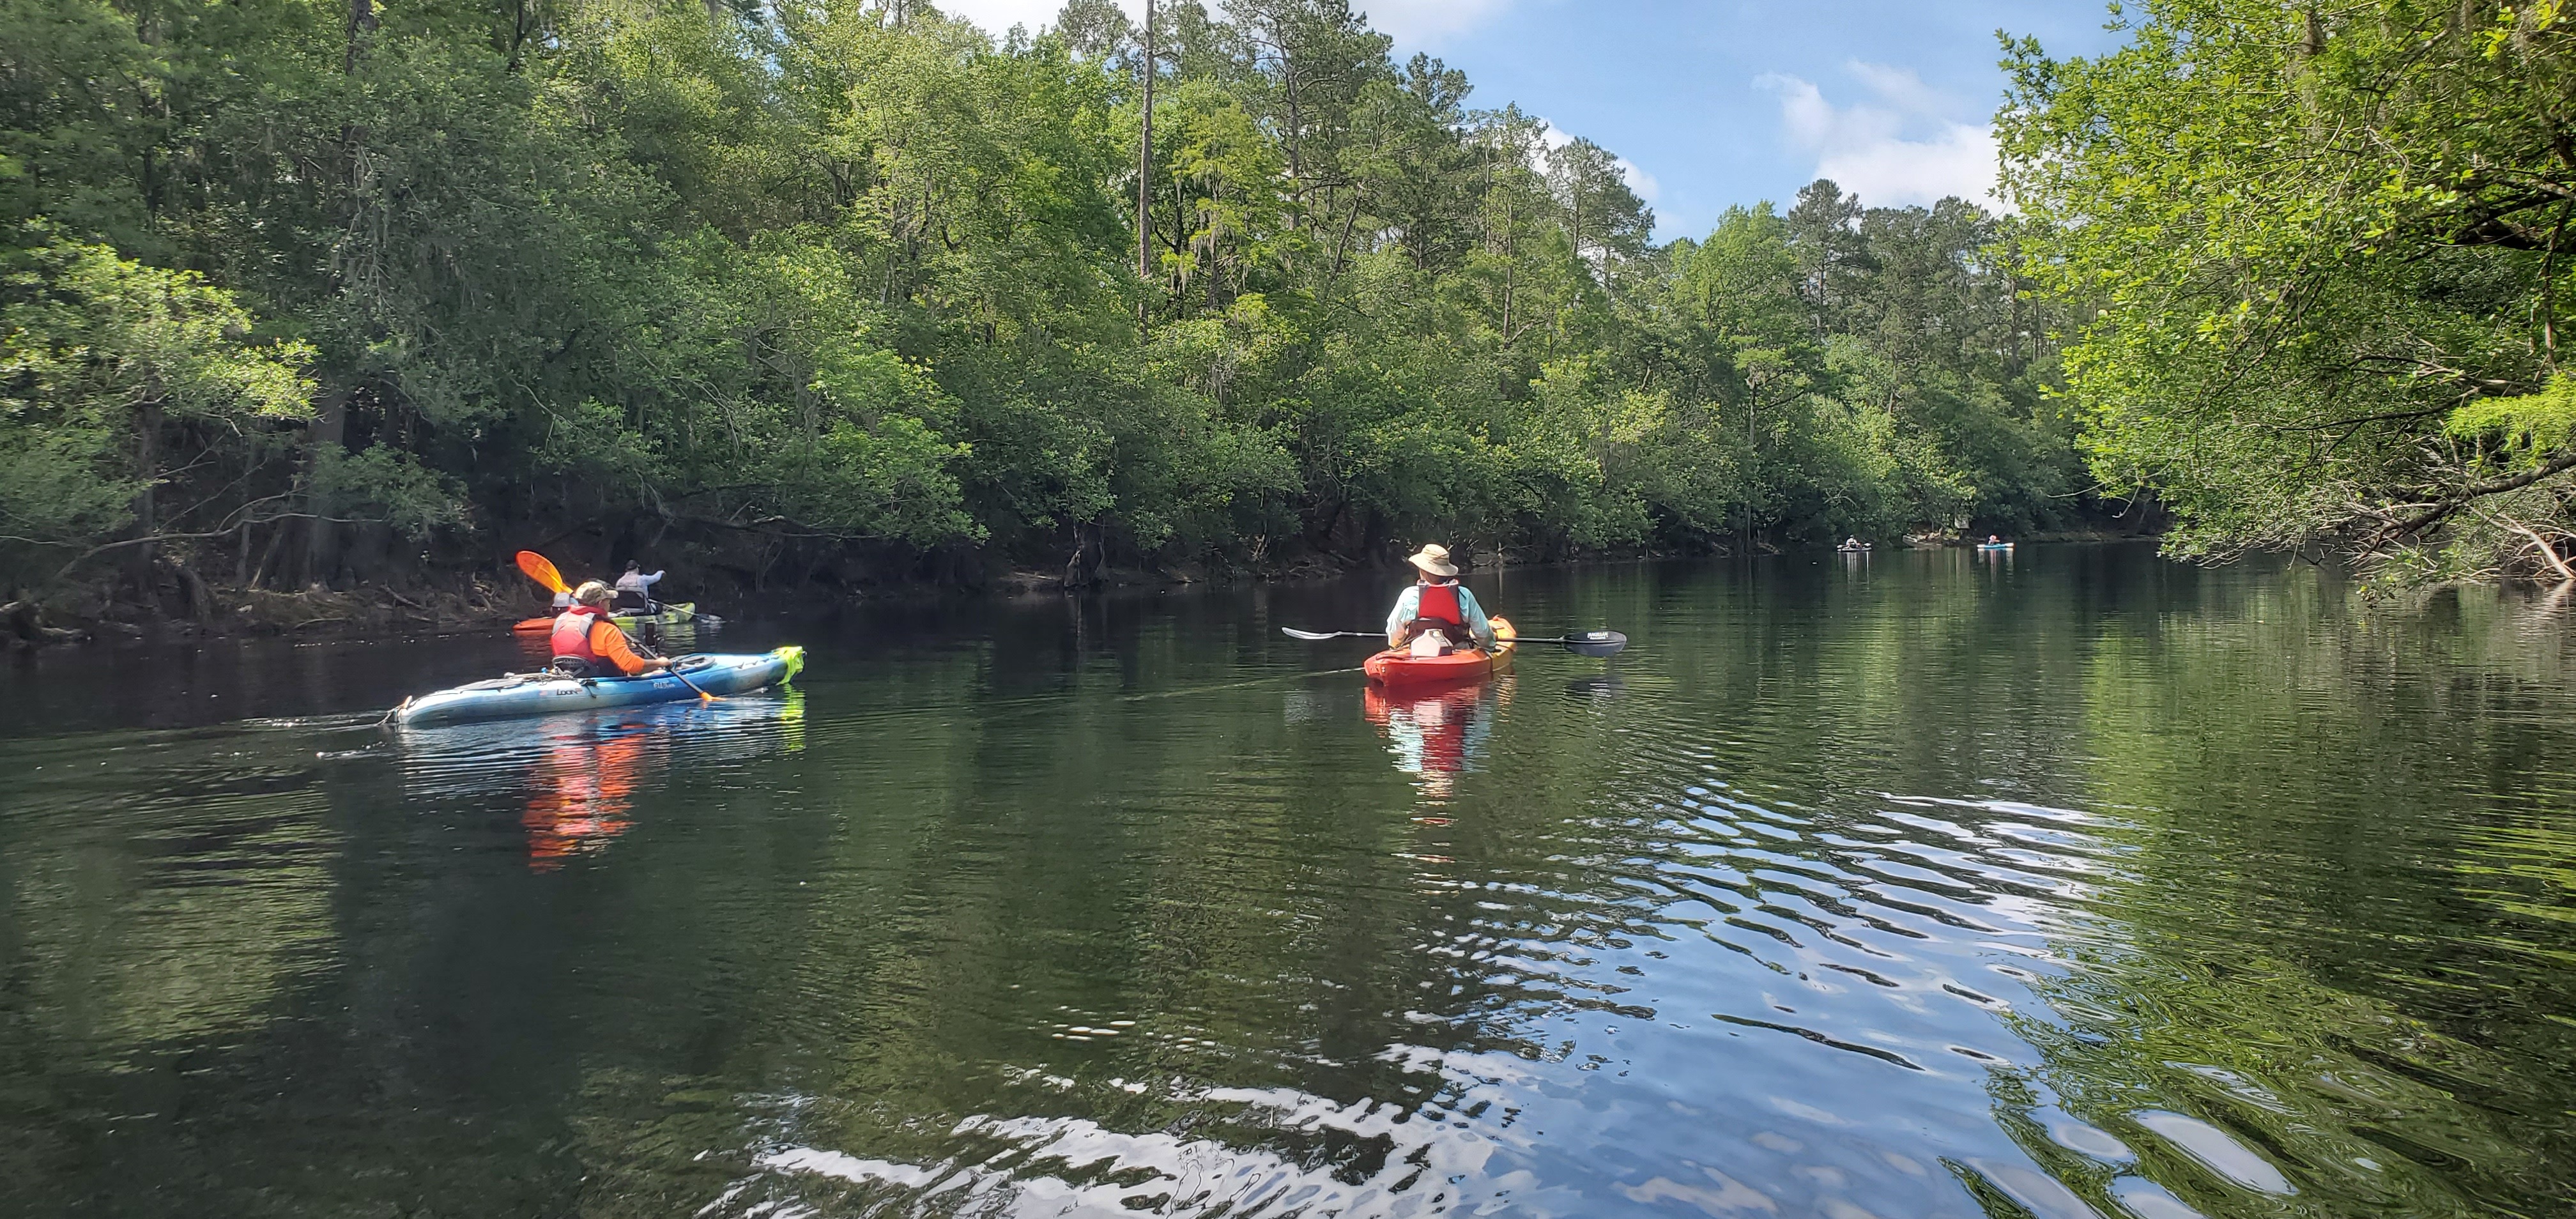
left=1363, top=677, right=1513, bottom=803
left=1944, top=579, right=2576, bottom=1218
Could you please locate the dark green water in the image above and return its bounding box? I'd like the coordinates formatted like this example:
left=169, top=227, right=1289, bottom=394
left=4, top=546, right=2573, bottom=1218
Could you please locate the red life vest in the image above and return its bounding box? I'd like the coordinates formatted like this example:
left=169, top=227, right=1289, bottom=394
left=551, top=606, right=608, bottom=666
left=1413, top=581, right=1467, bottom=629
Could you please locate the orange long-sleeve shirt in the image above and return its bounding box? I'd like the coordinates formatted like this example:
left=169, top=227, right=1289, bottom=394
left=584, top=618, right=652, bottom=676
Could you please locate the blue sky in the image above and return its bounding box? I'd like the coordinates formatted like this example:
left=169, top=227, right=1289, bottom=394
left=941, top=1, right=2133, bottom=241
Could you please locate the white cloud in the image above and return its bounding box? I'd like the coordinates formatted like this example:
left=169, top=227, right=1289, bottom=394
left=1759, top=63, right=2003, bottom=210
left=1533, top=118, right=1660, bottom=205
left=1620, top=157, right=1661, bottom=205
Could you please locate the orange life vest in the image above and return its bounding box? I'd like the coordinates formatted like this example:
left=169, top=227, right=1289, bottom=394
left=551, top=606, right=608, bottom=667
left=1413, top=581, right=1467, bottom=630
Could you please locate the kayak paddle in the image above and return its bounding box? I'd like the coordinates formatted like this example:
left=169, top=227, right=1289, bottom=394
left=666, top=663, right=721, bottom=702
left=1282, top=626, right=1629, bottom=658
left=1524, top=631, right=1629, bottom=657
left=516, top=549, right=571, bottom=595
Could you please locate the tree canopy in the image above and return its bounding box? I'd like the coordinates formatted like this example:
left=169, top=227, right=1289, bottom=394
left=1, top=0, right=2089, bottom=604
left=2000, top=0, right=2576, bottom=586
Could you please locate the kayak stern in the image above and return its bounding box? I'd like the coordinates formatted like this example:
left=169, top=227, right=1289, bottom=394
left=1363, top=617, right=1517, bottom=687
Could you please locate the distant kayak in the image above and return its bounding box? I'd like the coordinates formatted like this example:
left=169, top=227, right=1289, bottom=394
left=1363, top=618, right=1517, bottom=687
left=393, top=647, right=804, bottom=728
left=1977, top=542, right=2015, bottom=551
left=511, top=602, right=703, bottom=634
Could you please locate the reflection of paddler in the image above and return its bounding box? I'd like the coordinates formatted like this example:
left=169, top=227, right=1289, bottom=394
left=523, top=730, right=649, bottom=870
left=1376, top=686, right=1472, bottom=772
left=1365, top=678, right=1510, bottom=799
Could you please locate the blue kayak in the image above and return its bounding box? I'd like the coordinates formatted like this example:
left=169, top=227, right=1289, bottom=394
left=392, top=647, right=805, bottom=728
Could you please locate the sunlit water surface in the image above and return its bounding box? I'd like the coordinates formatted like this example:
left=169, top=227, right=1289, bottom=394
left=3, top=546, right=2573, bottom=1218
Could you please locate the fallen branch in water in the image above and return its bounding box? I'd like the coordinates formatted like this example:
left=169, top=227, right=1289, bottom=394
left=2503, top=515, right=2576, bottom=582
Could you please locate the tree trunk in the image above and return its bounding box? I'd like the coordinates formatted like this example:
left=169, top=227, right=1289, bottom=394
left=1137, top=0, right=1155, bottom=330
left=1064, top=521, right=1104, bottom=588
left=250, top=521, right=290, bottom=590
left=169, top=558, right=213, bottom=620
left=130, top=401, right=162, bottom=609
left=344, top=0, right=374, bottom=72
left=301, top=390, right=348, bottom=588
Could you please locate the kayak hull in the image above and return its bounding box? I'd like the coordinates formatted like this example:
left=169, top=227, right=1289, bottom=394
left=1363, top=618, right=1517, bottom=687
left=394, top=646, right=804, bottom=728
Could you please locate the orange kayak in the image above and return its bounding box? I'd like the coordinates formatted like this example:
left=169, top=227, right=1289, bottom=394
left=1363, top=618, right=1517, bottom=687
left=510, top=604, right=686, bottom=633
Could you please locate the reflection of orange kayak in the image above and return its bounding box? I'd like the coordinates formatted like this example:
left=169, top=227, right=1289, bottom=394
left=1365, top=684, right=1480, bottom=773
left=1363, top=617, right=1516, bottom=687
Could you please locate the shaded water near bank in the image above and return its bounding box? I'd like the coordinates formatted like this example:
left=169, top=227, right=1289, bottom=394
left=3, top=545, right=2573, bottom=1218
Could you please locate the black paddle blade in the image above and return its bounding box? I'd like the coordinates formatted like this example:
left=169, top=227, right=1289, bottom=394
left=1556, top=630, right=1627, bottom=658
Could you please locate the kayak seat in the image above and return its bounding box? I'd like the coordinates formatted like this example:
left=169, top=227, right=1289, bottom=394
left=550, top=656, right=621, bottom=678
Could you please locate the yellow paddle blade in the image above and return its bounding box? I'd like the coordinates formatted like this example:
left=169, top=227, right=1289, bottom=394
left=514, top=550, right=569, bottom=595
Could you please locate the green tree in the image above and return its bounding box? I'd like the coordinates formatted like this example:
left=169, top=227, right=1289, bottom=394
left=2000, top=0, right=2576, bottom=584
left=0, top=234, right=318, bottom=590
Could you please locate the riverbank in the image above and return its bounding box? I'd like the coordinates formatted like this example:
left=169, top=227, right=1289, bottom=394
left=5, top=529, right=2165, bottom=650
left=3, top=579, right=519, bottom=651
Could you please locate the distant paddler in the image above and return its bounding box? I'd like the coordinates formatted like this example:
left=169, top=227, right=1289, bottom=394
left=1386, top=544, right=1496, bottom=656
left=552, top=581, right=671, bottom=677
left=615, top=560, right=667, bottom=613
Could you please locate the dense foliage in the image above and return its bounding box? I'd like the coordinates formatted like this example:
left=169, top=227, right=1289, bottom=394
left=1, top=0, right=2083, bottom=606
left=2001, top=0, right=2576, bottom=586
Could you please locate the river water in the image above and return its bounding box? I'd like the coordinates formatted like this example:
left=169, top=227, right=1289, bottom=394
left=3, top=546, right=2572, bottom=1218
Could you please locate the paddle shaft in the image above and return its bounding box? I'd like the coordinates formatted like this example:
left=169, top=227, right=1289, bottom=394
left=1284, top=627, right=1618, bottom=646
left=631, top=634, right=721, bottom=702
left=666, top=666, right=720, bottom=702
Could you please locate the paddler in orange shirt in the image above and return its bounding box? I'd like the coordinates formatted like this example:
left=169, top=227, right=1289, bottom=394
left=549, top=581, right=671, bottom=678
left=1386, top=544, right=1496, bottom=654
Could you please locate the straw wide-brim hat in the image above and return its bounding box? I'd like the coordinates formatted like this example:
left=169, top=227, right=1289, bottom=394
left=1407, top=544, right=1460, bottom=578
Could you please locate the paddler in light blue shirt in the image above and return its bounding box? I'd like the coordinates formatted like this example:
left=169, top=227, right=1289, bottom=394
left=1386, top=544, right=1496, bottom=652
